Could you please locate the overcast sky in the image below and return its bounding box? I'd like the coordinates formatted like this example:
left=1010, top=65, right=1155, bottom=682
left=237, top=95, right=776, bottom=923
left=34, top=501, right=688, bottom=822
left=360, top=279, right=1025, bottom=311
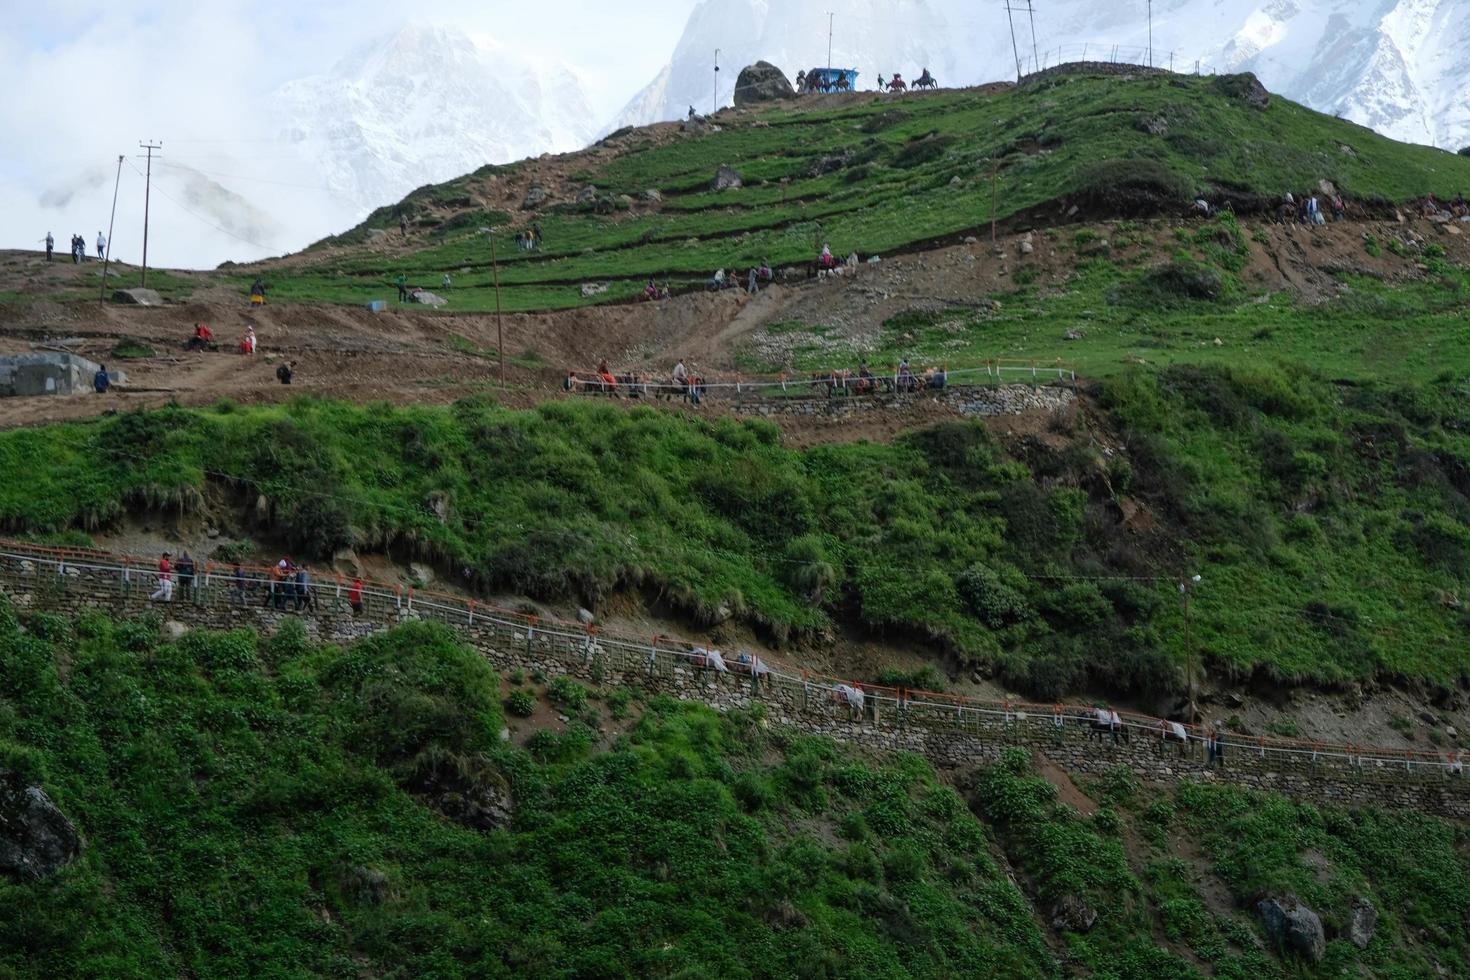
left=0, top=0, right=695, bottom=268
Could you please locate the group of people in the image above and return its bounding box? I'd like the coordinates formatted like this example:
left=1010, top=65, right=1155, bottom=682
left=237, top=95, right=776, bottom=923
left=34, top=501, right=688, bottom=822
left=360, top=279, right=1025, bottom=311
left=705, top=260, right=774, bottom=295
left=1421, top=192, right=1470, bottom=219
left=148, top=549, right=370, bottom=617
left=515, top=225, right=543, bottom=251
left=45, top=232, right=104, bottom=263
left=1276, top=190, right=1346, bottom=225
left=813, top=359, right=947, bottom=396
left=565, top=358, right=707, bottom=403
left=148, top=551, right=199, bottom=602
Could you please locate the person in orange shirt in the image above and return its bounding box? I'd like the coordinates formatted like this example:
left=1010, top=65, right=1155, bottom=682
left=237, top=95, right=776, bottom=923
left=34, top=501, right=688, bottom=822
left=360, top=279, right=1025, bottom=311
left=149, top=552, right=173, bottom=602
left=348, top=577, right=364, bottom=616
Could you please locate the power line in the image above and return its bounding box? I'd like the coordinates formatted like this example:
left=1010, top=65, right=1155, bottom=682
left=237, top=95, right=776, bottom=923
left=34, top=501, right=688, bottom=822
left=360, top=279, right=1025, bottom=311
left=125, top=159, right=278, bottom=252
left=156, top=161, right=336, bottom=193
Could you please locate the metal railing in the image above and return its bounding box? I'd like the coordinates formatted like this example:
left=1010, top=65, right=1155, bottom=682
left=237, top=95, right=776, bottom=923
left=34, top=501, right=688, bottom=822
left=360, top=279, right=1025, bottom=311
left=2, top=539, right=1465, bottom=785
left=1020, top=45, right=1220, bottom=78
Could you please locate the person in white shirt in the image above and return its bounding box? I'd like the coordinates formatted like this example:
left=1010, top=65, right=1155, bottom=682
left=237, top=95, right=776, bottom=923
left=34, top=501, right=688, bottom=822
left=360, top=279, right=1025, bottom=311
left=96, top=232, right=107, bottom=260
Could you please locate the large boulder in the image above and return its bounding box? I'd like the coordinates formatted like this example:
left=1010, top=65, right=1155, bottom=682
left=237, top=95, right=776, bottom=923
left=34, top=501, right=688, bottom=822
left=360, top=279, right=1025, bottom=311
left=521, top=183, right=548, bottom=210
left=1256, top=895, right=1326, bottom=963
left=1049, top=895, right=1098, bottom=934
left=110, top=287, right=163, bottom=306
left=1348, top=895, right=1378, bottom=949
left=712, top=165, right=743, bottom=192
left=734, top=61, right=795, bottom=107
left=0, top=773, right=81, bottom=882
left=1213, top=72, right=1271, bottom=110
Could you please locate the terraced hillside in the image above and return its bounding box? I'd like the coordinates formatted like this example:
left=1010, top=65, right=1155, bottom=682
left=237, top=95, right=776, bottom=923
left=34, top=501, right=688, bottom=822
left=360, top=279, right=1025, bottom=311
left=252, top=72, right=1470, bottom=312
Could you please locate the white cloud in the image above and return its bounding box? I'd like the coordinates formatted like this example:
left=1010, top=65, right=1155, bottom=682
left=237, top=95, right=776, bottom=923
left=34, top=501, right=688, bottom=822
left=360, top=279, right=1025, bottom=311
left=1, top=0, right=695, bottom=269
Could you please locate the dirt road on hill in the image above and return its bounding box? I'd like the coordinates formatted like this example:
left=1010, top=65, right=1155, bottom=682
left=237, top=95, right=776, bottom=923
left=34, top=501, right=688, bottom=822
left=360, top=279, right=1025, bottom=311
left=1, top=215, right=1465, bottom=434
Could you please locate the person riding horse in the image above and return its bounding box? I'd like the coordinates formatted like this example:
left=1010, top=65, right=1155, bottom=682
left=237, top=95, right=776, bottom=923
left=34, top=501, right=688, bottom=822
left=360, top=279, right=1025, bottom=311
left=888, top=72, right=906, bottom=92
left=915, top=68, right=937, bottom=89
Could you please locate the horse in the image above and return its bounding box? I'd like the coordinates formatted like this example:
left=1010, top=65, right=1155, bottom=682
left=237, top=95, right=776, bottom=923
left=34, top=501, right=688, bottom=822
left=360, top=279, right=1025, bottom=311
left=833, top=74, right=851, bottom=92
left=888, top=77, right=907, bottom=93
left=830, top=684, right=866, bottom=718
left=914, top=74, right=938, bottom=90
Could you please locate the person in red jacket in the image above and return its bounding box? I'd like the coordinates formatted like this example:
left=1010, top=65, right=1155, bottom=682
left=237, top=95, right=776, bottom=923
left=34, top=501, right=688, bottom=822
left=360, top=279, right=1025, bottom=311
left=149, top=552, right=173, bottom=602
left=348, top=577, right=364, bottom=616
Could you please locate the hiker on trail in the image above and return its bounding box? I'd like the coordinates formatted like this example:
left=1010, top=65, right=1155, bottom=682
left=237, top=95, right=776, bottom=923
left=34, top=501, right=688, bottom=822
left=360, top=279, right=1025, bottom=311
left=688, top=105, right=697, bottom=119
left=276, top=361, right=295, bottom=385
left=150, top=552, right=173, bottom=602
left=238, top=326, right=257, bottom=355
left=70, top=235, right=81, bottom=263
left=747, top=267, right=759, bottom=295
left=441, top=273, right=451, bottom=289
left=399, top=215, right=408, bottom=237
left=93, top=364, right=110, bottom=394
left=395, top=273, right=407, bottom=302
left=597, top=359, right=618, bottom=393
left=672, top=359, right=689, bottom=393
left=758, top=259, right=773, bottom=282
left=642, top=278, right=659, bottom=301
left=1306, top=194, right=1324, bottom=225
left=818, top=243, right=836, bottom=271
left=96, top=232, right=106, bottom=260
left=294, top=564, right=315, bottom=612
left=531, top=224, right=542, bottom=249
left=232, top=563, right=248, bottom=605
left=515, top=231, right=525, bottom=252
left=44, top=232, right=53, bottom=262
left=185, top=323, right=214, bottom=352
left=1422, top=192, right=1441, bottom=217
left=349, top=576, right=364, bottom=615
left=177, top=552, right=196, bottom=600
left=1191, top=197, right=1211, bottom=217
left=1453, top=192, right=1468, bottom=218
left=1207, top=719, right=1226, bottom=766
left=795, top=70, right=807, bottom=92
left=707, top=268, right=726, bottom=290
left=897, top=358, right=914, bottom=392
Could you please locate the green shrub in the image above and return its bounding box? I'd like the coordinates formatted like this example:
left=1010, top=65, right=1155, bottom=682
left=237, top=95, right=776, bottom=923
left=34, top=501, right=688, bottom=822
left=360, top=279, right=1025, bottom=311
left=548, top=675, right=589, bottom=712
left=507, top=688, right=536, bottom=717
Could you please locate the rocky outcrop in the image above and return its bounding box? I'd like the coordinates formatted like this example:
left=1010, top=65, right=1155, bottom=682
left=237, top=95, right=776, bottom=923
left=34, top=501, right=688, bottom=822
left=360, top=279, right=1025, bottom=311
left=521, top=183, right=548, bottom=210
left=712, top=165, right=743, bottom=192
left=0, top=773, right=81, bottom=882
left=1049, top=895, right=1098, bottom=934
left=1349, top=895, right=1377, bottom=949
left=110, top=288, right=163, bottom=306
left=1214, top=72, right=1271, bottom=110
left=734, top=61, right=795, bottom=107
left=1256, top=895, right=1326, bottom=962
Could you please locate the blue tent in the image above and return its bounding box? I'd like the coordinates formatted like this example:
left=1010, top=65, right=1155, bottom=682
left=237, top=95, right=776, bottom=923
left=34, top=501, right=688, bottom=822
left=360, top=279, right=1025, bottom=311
left=805, top=67, right=859, bottom=93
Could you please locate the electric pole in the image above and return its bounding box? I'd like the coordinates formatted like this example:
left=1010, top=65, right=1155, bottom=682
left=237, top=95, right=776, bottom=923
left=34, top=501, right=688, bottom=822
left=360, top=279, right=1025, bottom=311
left=138, top=141, right=161, bottom=288
left=1003, top=2, right=1023, bottom=81
left=99, top=155, right=123, bottom=302
left=713, top=49, right=720, bottom=114
left=827, top=12, right=835, bottom=78
left=1148, top=0, right=1154, bottom=67
left=1180, top=574, right=1201, bottom=721
left=1026, top=0, right=1040, bottom=72
left=489, top=230, right=505, bottom=387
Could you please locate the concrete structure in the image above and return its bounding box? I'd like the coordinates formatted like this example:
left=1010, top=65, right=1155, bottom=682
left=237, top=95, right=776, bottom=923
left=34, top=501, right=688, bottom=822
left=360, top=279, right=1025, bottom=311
left=0, top=354, right=122, bottom=398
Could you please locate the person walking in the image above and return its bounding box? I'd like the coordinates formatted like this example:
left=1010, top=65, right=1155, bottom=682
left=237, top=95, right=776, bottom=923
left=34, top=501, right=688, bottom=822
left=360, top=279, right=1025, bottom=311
left=149, top=552, right=174, bottom=602
left=44, top=232, right=53, bottom=262
left=396, top=273, right=407, bottom=303
left=96, top=231, right=106, bottom=260
left=348, top=576, right=364, bottom=616
left=177, top=551, right=196, bottom=600
left=294, top=564, right=315, bottom=612
left=232, top=562, right=248, bottom=605
left=276, top=361, right=295, bottom=385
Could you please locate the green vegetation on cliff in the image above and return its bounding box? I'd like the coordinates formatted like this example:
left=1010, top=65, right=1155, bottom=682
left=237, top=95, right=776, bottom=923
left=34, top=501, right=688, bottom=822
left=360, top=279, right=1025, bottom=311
left=1, top=607, right=1466, bottom=977
left=267, top=73, right=1470, bottom=312
left=2, top=371, right=1468, bottom=692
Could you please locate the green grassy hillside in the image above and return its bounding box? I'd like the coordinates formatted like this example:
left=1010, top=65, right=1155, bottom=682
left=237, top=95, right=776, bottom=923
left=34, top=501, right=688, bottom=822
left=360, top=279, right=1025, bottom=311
left=4, top=382, right=1469, bottom=691
left=253, top=73, right=1470, bottom=312
left=1, top=608, right=1466, bottom=977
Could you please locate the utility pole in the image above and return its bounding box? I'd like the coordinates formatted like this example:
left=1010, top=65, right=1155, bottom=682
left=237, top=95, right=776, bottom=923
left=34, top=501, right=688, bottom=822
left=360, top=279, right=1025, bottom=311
left=1148, top=0, right=1154, bottom=68
left=1003, top=2, right=1023, bottom=81
left=138, top=140, right=161, bottom=287
left=490, top=230, right=505, bottom=387
left=713, top=49, right=720, bottom=114
left=826, top=12, right=835, bottom=77
left=99, top=155, right=123, bottom=302
left=1026, top=0, right=1040, bottom=73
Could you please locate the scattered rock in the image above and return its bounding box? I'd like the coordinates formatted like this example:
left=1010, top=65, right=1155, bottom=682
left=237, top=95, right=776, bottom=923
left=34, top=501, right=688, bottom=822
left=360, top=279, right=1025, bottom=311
left=0, top=773, right=81, bottom=882
left=579, top=282, right=609, bottom=298
left=1349, top=895, right=1377, bottom=949
left=1224, top=691, right=1245, bottom=709
left=576, top=184, right=598, bottom=205
left=426, top=492, right=450, bottom=523
left=1447, top=725, right=1459, bottom=738
left=499, top=726, right=511, bottom=743
left=963, top=236, right=978, bottom=245
left=1419, top=710, right=1438, bottom=725
left=1256, top=895, right=1326, bottom=963
left=577, top=607, right=595, bottom=625
left=808, top=150, right=853, bottom=177
left=411, top=290, right=448, bottom=307
left=643, top=188, right=662, bottom=203
left=110, top=288, right=163, bottom=306
left=733, top=61, right=796, bottom=106
left=521, top=183, right=548, bottom=210
left=712, top=165, right=743, bottom=192
left=1338, top=143, right=1357, bottom=158
left=1138, top=115, right=1170, bottom=136
left=949, top=175, right=963, bottom=187
left=1019, top=240, right=1035, bottom=255
left=1213, top=337, right=1223, bottom=347
left=162, top=621, right=189, bottom=641
left=409, top=563, right=434, bottom=585
left=1050, top=895, right=1098, bottom=934
left=205, top=527, right=220, bottom=539
left=1064, top=329, right=1084, bottom=341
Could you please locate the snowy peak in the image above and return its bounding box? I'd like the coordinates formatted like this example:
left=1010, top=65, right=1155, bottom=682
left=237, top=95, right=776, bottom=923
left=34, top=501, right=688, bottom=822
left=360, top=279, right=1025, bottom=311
left=617, top=0, right=1470, bottom=152
left=273, top=25, right=597, bottom=214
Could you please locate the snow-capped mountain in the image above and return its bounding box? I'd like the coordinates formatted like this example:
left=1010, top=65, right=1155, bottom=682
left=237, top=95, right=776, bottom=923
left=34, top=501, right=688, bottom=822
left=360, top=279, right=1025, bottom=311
left=274, top=25, right=598, bottom=213
left=615, top=0, right=1470, bottom=152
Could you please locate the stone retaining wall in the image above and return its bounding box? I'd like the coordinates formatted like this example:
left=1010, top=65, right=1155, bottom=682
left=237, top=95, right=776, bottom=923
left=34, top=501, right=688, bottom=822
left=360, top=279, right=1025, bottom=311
left=4, top=566, right=1467, bottom=819
left=729, top=383, right=1077, bottom=420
